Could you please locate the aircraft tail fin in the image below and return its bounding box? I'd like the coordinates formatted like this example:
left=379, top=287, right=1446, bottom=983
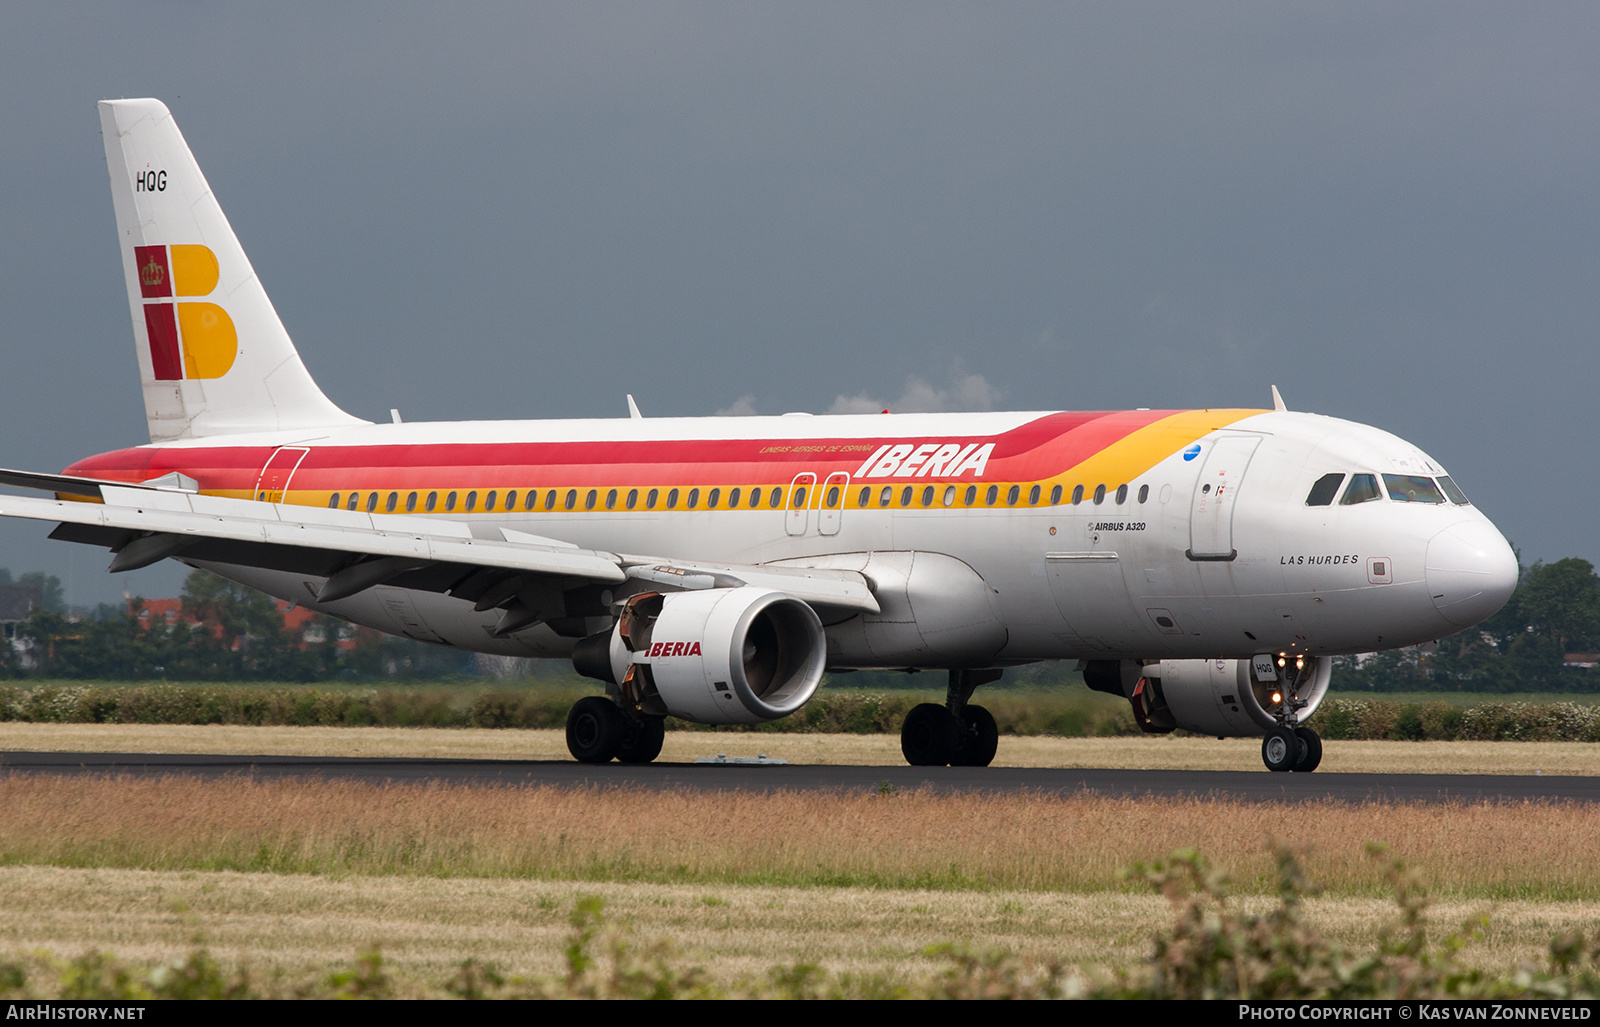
left=99, top=99, right=367, bottom=442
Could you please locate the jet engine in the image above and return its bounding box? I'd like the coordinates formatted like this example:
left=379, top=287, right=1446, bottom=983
left=573, top=586, right=827, bottom=725
left=1084, top=655, right=1332, bottom=737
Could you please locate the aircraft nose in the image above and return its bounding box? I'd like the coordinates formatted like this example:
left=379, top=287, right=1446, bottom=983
left=1425, top=520, right=1519, bottom=628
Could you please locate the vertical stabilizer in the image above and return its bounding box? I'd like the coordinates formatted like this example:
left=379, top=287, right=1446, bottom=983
left=99, top=99, right=367, bottom=442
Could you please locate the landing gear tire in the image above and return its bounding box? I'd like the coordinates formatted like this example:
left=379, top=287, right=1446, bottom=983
left=616, top=716, right=667, bottom=765
left=1261, top=726, right=1299, bottom=773
left=902, top=703, right=960, bottom=767
left=950, top=705, right=999, bottom=768
left=566, top=696, right=627, bottom=764
left=1292, top=726, right=1322, bottom=773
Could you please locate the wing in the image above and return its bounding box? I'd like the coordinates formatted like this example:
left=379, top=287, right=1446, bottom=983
left=0, top=470, right=879, bottom=632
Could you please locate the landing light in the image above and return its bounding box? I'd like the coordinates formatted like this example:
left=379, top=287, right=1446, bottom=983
left=1271, top=692, right=1283, bottom=704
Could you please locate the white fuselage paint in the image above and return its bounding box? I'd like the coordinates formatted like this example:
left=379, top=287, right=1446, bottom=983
left=189, top=408, right=1516, bottom=668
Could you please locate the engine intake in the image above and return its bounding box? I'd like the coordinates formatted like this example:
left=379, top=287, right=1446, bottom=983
left=1086, top=656, right=1332, bottom=737
left=574, top=586, right=827, bottom=725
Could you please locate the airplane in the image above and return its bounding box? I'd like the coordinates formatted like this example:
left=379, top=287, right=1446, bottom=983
left=0, top=99, right=1519, bottom=772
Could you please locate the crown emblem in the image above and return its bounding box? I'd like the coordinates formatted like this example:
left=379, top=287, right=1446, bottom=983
left=140, top=253, right=165, bottom=288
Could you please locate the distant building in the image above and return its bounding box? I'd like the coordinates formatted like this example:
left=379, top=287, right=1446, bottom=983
left=1564, top=653, right=1600, bottom=669
left=130, top=597, right=359, bottom=650
left=0, top=584, right=42, bottom=638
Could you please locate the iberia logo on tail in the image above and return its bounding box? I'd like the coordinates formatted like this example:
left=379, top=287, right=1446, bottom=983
left=134, top=244, right=237, bottom=380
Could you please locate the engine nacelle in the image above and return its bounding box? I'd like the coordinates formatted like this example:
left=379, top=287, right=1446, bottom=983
left=573, top=586, right=827, bottom=725
left=1087, top=655, right=1332, bottom=737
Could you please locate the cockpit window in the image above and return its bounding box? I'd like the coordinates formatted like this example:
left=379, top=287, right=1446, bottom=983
left=1304, top=473, right=1344, bottom=507
left=1383, top=474, right=1446, bottom=504
left=1436, top=475, right=1470, bottom=506
left=1340, top=474, right=1381, bottom=505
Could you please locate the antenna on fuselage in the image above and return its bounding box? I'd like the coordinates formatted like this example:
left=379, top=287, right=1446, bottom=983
left=626, top=395, right=643, bottom=419
left=1270, top=385, right=1287, bottom=412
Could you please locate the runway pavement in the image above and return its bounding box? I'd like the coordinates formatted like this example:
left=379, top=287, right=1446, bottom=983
left=2, top=750, right=1597, bottom=803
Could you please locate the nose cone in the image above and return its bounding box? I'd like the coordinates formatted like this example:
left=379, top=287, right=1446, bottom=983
left=1426, top=521, right=1519, bottom=628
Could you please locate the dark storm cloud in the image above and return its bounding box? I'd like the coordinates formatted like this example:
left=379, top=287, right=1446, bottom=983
left=1, top=2, right=1596, bottom=603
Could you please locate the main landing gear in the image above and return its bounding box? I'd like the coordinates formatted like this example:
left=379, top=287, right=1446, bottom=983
left=1261, top=724, right=1322, bottom=773
left=900, top=669, right=1003, bottom=767
left=565, top=696, right=666, bottom=765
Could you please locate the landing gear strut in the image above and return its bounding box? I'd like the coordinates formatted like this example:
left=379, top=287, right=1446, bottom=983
left=565, top=695, right=666, bottom=765
left=1261, top=724, right=1322, bottom=773
left=900, top=669, right=1002, bottom=767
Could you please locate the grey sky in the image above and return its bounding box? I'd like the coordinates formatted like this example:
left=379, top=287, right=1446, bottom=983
left=2, top=2, right=1596, bottom=607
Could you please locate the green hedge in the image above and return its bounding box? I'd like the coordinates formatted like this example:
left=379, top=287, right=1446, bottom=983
left=0, top=684, right=1595, bottom=740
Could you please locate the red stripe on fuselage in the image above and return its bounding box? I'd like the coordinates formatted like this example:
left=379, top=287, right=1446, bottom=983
left=62, top=410, right=1180, bottom=493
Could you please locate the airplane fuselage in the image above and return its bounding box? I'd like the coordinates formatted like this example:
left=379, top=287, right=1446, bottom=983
left=62, top=405, right=1517, bottom=669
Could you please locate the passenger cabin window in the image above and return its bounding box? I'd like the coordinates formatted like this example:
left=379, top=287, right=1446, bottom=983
left=465, top=491, right=478, bottom=512
left=985, top=485, right=998, bottom=506
left=855, top=486, right=868, bottom=507
left=1384, top=474, right=1446, bottom=504
left=1028, top=484, right=1041, bottom=505
left=564, top=490, right=577, bottom=510
left=770, top=488, right=783, bottom=508
left=707, top=488, right=721, bottom=508
left=943, top=485, right=956, bottom=507
left=385, top=492, right=398, bottom=513
left=921, top=486, right=934, bottom=507
left=1071, top=485, right=1084, bottom=505
left=406, top=492, right=417, bottom=513
left=524, top=491, right=537, bottom=511
left=1138, top=484, right=1149, bottom=503
left=485, top=490, right=497, bottom=511
left=964, top=485, right=977, bottom=506
left=1093, top=484, right=1106, bottom=505
left=626, top=489, right=638, bottom=510
left=646, top=489, right=658, bottom=509
left=1006, top=485, right=1019, bottom=506
left=328, top=493, right=340, bottom=509
left=665, top=488, right=677, bottom=508
left=1305, top=473, right=1345, bottom=507
left=1340, top=474, right=1381, bottom=505
left=1050, top=485, right=1062, bottom=505
left=1437, top=475, right=1470, bottom=505
left=505, top=490, right=518, bottom=509
left=1115, top=484, right=1128, bottom=504
left=727, top=488, right=740, bottom=508
left=686, top=488, right=699, bottom=508
left=605, top=489, right=617, bottom=510
left=347, top=494, right=359, bottom=511
left=900, top=486, right=913, bottom=506
left=426, top=492, right=438, bottom=512
left=584, top=490, right=597, bottom=510
left=545, top=490, right=557, bottom=510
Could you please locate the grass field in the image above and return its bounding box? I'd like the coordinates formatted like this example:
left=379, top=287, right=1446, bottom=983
left=5, top=721, right=1600, bottom=996
left=1, top=866, right=1595, bottom=997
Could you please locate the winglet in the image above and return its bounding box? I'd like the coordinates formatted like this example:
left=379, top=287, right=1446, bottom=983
left=627, top=394, right=643, bottom=419
left=1270, top=385, right=1287, bottom=412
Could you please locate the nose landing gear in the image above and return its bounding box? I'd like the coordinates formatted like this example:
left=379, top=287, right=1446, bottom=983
left=900, top=669, right=1003, bottom=767
left=1261, top=724, right=1322, bottom=773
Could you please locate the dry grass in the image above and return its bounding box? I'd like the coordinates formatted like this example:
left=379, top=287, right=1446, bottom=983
left=3, top=722, right=1600, bottom=775
left=1, top=775, right=1598, bottom=898
left=0, top=865, right=1594, bottom=995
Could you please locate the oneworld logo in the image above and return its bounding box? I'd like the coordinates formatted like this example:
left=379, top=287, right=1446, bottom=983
left=1182, top=443, right=1202, bottom=462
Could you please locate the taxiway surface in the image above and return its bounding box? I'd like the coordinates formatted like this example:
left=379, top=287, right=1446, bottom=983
left=2, top=750, right=1595, bottom=803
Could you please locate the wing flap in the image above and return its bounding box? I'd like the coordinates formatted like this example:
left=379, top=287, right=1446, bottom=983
left=0, top=491, right=628, bottom=583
